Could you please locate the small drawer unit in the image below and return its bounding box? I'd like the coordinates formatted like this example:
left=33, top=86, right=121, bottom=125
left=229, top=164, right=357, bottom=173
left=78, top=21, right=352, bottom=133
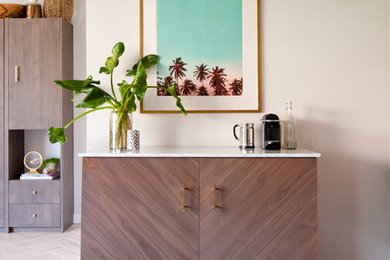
left=9, top=180, right=61, bottom=204
left=9, top=204, right=60, bottom=227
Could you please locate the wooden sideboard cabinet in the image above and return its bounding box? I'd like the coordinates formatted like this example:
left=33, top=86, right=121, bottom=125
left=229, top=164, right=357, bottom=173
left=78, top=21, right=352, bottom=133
left=0, top=18, right=74, bottom=232
left=81, top=154, right=318, bottom=260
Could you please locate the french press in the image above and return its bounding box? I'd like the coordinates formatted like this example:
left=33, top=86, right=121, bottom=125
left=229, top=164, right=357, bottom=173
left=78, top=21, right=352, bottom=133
left=233, top=123, right=255, bottom=149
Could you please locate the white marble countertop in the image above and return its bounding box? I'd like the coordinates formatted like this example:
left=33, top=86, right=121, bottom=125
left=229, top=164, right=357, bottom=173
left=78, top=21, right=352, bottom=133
left=79, top=147, right=321, bottom=158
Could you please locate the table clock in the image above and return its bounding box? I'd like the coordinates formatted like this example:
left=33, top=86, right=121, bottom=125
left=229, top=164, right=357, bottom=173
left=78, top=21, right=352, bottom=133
left=23, top=151, right=43, bottom=174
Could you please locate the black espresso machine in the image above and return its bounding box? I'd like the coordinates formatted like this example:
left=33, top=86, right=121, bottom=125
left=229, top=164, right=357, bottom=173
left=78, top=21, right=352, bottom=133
left=260, top=114, right=281, bottom=150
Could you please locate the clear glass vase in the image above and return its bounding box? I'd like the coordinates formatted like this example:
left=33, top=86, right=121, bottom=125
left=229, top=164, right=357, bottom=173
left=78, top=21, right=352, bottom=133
left=109, top=110, right=132, bottom=151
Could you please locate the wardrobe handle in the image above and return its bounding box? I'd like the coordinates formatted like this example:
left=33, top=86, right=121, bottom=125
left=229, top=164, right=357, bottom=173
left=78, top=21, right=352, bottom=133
left=182, top=186, right=190, bottom=211
left=213, top=185, right=222, bottom=210
left=15, top=66, right=20, bottom=82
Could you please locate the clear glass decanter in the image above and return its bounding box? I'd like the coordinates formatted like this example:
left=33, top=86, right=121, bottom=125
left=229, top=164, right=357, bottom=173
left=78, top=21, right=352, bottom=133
left=283, top=101, right=297, bottom=149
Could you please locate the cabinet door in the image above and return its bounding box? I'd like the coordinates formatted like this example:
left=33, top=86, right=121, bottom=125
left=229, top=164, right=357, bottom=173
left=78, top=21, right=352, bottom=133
left=81, top=158, right=199, bottom=260
left=200, top=158, right=317, bottom=260
left=8, top=19, right=61, bottom=129
left=0, top=19, right=4, bottom=228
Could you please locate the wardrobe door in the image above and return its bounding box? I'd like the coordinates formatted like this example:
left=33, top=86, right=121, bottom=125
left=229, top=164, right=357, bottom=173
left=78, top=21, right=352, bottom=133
left=8, top=19, right=61, bottom=130
left=200, top=158, right=317, bottom=260
left=81, top=157, right=199, bottom=260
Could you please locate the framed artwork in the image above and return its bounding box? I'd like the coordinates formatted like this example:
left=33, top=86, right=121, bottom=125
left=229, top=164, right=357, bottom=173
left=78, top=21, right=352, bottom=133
left=140, top=0, right=261, bottom=113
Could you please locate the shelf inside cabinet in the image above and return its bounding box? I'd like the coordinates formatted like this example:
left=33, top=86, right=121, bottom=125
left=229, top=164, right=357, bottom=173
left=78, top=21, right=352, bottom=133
left=9, top=179, right=61, bottom=183
left=8, top=130, right=61, bottom=181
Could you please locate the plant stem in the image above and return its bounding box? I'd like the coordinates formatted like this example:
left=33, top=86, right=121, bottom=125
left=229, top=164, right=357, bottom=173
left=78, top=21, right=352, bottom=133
left=110, top=72, right=118, bottom=101
left=64, top=106, right=113, bottom=129
left=112, top=109, right=131, bottom=150
left=106, top=97, right=121, bottom=109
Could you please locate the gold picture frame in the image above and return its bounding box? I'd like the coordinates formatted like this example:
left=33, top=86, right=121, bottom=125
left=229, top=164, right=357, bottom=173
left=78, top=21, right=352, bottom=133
left=140, top=0, right=261, bottom=113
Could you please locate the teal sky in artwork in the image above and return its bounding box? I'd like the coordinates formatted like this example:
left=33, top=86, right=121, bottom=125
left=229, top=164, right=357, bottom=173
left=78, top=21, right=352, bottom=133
left=157, top=0, right=242, bottom=77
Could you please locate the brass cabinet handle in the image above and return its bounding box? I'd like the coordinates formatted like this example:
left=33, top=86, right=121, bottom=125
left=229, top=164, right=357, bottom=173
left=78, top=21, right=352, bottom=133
left=213, top=185, right=222, bottom=210
left=15, top=66, right=20, bottom=82
left=32, top=190, right=38, bottom=195
left=32, top=214, right=38, bottom=218
left=182, top=185, right=190, bottom=210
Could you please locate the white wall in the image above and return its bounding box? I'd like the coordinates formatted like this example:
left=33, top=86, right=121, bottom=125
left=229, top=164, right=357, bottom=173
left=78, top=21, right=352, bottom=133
left=71, top=0, right=86, bottom=224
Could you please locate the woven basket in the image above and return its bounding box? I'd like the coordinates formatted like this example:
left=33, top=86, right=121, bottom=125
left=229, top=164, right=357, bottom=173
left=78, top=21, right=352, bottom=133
left=43, top=0, right=73, bottom=22
left=0, top=4, right=25, bottom=18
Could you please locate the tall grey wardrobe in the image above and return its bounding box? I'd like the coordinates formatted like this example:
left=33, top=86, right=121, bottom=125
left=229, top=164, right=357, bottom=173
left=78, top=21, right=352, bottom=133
left=0, top=18, right=74, bottom=232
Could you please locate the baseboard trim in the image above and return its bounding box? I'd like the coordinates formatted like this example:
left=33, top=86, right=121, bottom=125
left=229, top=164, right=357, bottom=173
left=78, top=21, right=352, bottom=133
left=11, top=227, right=62, bottom=232
left=73, top=214, right=81, bottom=224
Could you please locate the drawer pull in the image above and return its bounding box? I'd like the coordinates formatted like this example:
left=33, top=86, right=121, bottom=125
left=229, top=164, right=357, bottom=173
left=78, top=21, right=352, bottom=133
left=15, top=66, right=20, bottom=82
left=32, top=214, right=38, bottom=218
left=182, top=185, right=190, bottom=210
left=213, top=185, right=222, bottom=210
left=32, top=190, right=38, bottom=195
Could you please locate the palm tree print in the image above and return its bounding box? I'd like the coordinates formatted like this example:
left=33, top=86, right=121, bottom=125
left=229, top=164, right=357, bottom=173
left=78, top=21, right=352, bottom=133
left=158, top=57, right=243, bottom=96
left=157, top=76, right=174, bottom=96
left=169, top=58, right=187, bottom=86
left=197, top=86, right=209, bottom=96
left=181, top=79, right=197, bottom=96
left=229, top=78, right=243, bottom=95
left=208, top=66, right=228, bottom=96
left=157, top=77, right=164, bottom=96
left=193, top=63, right=210, bottom=87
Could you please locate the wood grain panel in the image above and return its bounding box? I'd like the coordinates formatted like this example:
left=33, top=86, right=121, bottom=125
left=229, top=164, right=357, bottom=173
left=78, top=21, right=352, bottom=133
left=9, top=203, right=60, bottom=227
left=8, top=19, right=61, bottom=129
left=59, top=18, right=74, bottom=232
left=81, top=158, right=199, bottom=260
left=200, top=158, right=317, bottom=260
left=9, top=180, right=61, bottom=204
left=0, top=19, right=4, bottom=228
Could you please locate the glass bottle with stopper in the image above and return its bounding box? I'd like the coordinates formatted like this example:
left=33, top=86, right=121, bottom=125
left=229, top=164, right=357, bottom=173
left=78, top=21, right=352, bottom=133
left=283, top=101, right=297, bottom=149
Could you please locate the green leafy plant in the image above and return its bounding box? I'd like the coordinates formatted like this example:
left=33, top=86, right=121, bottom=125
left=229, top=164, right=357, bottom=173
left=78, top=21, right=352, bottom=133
left=48, top=42, right=187, bottom=144
left=41, top=158, right=60, bottom=169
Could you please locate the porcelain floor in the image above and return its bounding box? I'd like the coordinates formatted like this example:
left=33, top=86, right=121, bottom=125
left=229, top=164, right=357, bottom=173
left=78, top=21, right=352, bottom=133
left=0, top=225, right=80, bottom=260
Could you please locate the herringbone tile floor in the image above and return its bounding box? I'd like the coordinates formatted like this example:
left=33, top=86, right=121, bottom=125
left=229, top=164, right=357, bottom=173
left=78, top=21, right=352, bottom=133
left=0, top=224, right=80, bottom=260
